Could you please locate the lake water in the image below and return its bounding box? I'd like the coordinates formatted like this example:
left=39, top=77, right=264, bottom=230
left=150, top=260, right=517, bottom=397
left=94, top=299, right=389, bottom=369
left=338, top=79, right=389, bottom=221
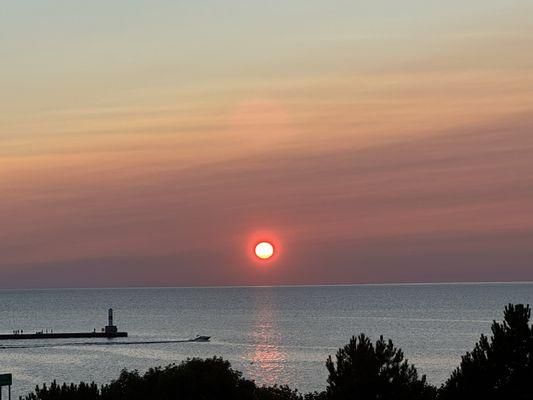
left=1, top=283, right=532, bottom=398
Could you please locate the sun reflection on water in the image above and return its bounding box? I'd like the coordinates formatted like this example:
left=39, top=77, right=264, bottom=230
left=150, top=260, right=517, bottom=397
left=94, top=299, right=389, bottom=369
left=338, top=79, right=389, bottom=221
left=247, top=291, right=287, bottom=386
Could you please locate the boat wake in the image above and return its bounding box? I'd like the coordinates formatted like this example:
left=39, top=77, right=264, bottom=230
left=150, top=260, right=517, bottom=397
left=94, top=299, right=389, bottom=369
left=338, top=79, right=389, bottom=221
left=0, top=338, right=210, bottom=350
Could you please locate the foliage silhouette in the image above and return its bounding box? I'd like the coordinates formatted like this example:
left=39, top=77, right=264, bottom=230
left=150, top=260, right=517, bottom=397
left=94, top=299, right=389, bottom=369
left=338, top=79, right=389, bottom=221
left=20, top=304, right=533, bottom=400
left=22, top=381, right=99, bottom=400
left=21, top=357, right=258, bottom=400
left=255, top=385, right=305, bottom=400
left=324, top=333, right=435, bottom=400
left=439, top=303, right=533, bottom=400
left=100, top=357, right=258, bottom=400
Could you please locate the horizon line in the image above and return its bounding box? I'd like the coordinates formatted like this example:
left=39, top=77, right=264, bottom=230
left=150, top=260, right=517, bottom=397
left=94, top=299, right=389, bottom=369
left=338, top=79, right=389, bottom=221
left=1, top=279, right=532, bottom=291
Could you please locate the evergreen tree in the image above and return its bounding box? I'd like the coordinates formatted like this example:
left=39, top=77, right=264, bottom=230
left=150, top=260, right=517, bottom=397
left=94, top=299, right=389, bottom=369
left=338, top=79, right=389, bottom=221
left=325, top=333, right=436, bottom=400
left=439, top=303, right=533, bottom=400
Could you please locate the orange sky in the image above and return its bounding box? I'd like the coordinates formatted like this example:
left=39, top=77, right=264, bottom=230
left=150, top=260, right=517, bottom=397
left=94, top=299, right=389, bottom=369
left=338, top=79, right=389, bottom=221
left=1, top=1, right=532, bottom=288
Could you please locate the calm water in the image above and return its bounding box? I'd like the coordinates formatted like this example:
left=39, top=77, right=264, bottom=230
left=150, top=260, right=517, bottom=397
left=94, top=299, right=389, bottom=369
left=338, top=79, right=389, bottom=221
left=1, top=283, right=532, bottom=398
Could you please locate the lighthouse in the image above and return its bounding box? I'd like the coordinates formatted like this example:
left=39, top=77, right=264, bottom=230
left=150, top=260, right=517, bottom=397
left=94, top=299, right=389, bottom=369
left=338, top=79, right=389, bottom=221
left=105, top=308, right=118, bottom=334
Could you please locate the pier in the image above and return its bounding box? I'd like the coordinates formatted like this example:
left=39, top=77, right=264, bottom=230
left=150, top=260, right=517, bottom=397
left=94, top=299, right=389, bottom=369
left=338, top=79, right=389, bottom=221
left=0, top=309, right=127, bottom=340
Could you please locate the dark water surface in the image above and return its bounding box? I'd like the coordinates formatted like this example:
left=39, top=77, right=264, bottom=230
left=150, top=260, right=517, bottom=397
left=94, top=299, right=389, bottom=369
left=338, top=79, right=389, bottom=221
left=1, top=283, right=532, bottom=398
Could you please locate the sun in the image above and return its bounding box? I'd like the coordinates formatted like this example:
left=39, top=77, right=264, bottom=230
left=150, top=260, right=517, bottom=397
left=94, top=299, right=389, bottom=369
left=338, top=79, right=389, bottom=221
left=255, top=241, right=274, bottom=260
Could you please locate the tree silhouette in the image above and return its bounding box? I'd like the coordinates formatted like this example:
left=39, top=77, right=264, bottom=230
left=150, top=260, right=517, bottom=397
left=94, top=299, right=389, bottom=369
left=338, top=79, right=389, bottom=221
left=101, top=357, right=257, bottom=400
left=439, top=303, right=533, bottom=400
left=22, top=381, right=100, bottom=400
left=21, top=358, right=258, bottom=400
left=324, top=333, right=436, bottom=400
left=255, top=385, right=304, bottom=400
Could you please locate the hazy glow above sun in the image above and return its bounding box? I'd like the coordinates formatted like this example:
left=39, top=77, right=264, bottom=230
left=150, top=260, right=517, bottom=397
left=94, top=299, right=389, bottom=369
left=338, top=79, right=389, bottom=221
left=255, top=242, right=274, bottom=260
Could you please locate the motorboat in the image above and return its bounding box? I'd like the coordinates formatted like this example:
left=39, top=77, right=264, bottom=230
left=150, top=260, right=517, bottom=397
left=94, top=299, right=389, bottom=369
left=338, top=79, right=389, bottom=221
left=191, top=335, right=210, bottom=342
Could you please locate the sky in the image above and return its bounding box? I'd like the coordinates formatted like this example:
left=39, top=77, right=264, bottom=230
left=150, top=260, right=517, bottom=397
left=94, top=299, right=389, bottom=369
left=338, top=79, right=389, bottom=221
left=1, top=0, right=532, bottom=288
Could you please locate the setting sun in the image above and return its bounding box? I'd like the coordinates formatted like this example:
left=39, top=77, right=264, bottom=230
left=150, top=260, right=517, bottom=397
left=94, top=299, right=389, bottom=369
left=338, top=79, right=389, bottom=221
left=255, top=242, right=274, bottom=260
